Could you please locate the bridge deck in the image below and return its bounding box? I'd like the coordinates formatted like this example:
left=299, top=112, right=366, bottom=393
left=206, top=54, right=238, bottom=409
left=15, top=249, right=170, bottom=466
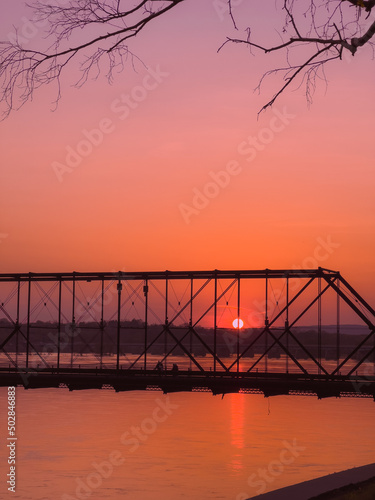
left=1, top=368, right=374, bottom=400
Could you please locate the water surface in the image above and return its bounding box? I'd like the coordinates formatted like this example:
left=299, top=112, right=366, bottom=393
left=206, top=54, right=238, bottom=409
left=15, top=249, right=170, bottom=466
left=1, top=388, right=374, bottom=499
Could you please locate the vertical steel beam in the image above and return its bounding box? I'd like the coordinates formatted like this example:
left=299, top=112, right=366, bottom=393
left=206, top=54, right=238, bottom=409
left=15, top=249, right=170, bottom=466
left=16, top=280, right=20, bottom=368
left=190, top=277, right=193, bottom=370
left=286, top=275, right=289, bottom=374
left=164, top=275, right=168, bottom=370
left=237, top=276, right=240, bottom=374
left=26, top=275, right=31, bottom=369
left=144, top=279, right=148, bottom=371
left=318, top=276, right=322, bottom=375
left=214, top=273, right=217, bottom=375
left=100, top=279, right=104, bottom=370
left=57, top=279, right=62, bottom=371
left=337, top=278, right=340, bottom=370
left=116, top=278, right=122, bottom=371
left=265, top=271, right=269, bottom=373
left=71, top=274, right=75, bottom=368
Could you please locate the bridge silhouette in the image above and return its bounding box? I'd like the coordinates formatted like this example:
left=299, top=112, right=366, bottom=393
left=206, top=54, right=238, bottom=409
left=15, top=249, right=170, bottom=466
left=0, top=269, right=374, bottom=400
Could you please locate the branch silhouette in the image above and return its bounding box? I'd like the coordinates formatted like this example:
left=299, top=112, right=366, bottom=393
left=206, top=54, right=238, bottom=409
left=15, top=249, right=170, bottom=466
left=219, top=0, right=375, bottom=113
left=1, top=0, right=374, bottom=117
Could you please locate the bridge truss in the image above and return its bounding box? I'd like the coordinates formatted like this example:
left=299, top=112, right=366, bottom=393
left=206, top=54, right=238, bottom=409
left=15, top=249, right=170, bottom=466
left=0, top=268, right=374, bottom=398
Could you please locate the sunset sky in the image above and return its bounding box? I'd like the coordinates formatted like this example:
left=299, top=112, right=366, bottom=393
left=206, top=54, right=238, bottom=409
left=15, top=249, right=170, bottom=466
left=1, top=0, right=374, bottom=304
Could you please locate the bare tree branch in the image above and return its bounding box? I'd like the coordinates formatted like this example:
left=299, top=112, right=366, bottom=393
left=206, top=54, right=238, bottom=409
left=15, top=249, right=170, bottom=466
left=219, top=0, right=375, bottom=113
left=0, top=0, right=184, bottom=118
left=0, top=0, right=374, bottom=117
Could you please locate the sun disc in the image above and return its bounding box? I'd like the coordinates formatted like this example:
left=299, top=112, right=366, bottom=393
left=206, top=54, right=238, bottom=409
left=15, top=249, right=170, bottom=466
left=232, top=318, right=244, bottom=329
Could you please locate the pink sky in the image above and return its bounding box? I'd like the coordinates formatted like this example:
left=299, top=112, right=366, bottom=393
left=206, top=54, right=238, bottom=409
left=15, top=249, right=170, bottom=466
left=0, top=1, right=374, bottom=304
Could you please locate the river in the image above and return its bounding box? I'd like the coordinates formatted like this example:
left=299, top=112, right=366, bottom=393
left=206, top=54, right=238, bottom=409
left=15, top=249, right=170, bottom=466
left=1, top=387, right=374, bottom=500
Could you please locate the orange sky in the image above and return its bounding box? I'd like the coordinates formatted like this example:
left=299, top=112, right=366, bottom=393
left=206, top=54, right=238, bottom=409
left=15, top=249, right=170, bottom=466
left=0, top=1, right=374, bottom=305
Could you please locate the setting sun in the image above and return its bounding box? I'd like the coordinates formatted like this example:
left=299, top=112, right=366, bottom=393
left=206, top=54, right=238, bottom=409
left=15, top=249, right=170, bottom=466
left=232, top=318, right=244, bottom=329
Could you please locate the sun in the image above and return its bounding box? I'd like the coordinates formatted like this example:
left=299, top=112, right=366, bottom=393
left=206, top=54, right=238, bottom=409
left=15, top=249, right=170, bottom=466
left=232, top=318, right=244, bottom=329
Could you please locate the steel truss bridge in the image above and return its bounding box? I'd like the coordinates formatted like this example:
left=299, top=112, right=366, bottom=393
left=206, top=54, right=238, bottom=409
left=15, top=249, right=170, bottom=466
left=0, top=268, right=374, bottom=400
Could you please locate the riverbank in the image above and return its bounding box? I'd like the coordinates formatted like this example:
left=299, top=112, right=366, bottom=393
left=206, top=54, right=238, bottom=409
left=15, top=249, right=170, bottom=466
left=248, top=463, right=375, bottom=500
left=311, top=475, right=375, bottom=499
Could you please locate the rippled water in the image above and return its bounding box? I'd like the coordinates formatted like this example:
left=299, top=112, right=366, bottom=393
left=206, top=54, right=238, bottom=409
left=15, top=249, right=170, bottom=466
left=1, top=387, right=374, bottom=500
